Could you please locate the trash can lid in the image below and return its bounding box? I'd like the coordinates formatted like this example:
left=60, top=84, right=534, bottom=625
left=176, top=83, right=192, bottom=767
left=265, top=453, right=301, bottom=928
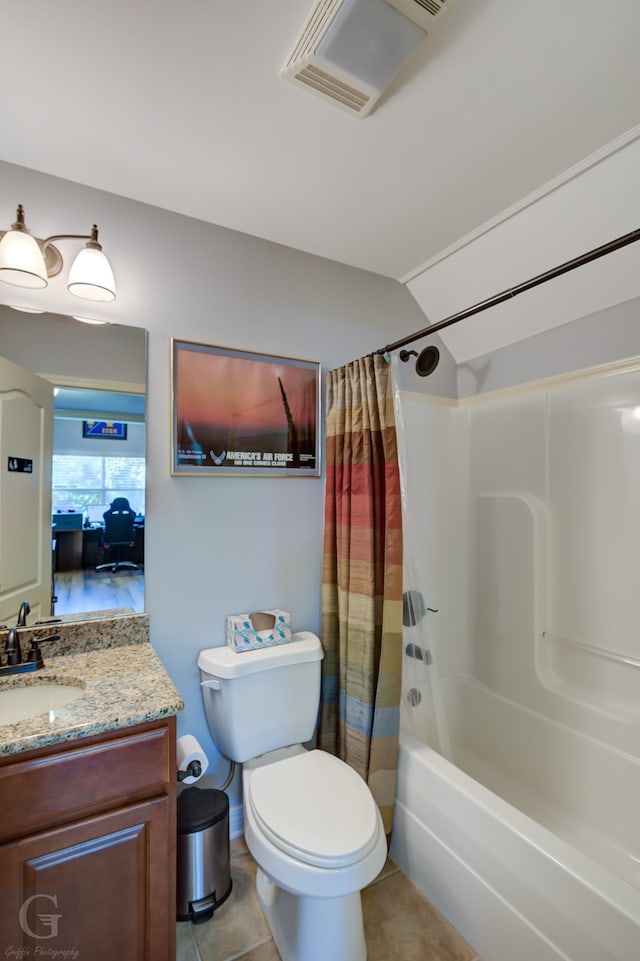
left=177, top=786, right=229, bottom=834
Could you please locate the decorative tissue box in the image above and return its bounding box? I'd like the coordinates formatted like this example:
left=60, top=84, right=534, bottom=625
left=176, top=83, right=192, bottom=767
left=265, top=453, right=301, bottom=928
left=226, top=609, right=292, bottom=652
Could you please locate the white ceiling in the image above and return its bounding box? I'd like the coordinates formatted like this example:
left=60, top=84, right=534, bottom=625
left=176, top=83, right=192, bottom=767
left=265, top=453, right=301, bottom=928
left=2, top=0, right=640, bottom=355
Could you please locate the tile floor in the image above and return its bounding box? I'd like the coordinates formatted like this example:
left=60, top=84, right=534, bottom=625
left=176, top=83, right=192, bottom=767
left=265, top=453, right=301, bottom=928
left=176, top=838, right=480, bottom=961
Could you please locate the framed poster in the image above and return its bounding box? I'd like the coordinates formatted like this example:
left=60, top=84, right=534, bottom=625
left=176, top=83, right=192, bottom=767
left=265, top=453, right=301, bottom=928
left=171, top=339, right=321, bottom=476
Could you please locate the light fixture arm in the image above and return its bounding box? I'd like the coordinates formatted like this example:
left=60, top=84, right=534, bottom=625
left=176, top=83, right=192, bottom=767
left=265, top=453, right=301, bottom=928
left=0, top=204, right=116, bottom=302
left=42, top=224, right=103, bottom=253
left=0, top=209, right=102, bottom=269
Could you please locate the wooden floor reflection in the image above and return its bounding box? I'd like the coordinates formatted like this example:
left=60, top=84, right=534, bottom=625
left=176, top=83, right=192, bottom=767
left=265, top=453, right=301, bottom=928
left=53, top=568, right=144, bottom=617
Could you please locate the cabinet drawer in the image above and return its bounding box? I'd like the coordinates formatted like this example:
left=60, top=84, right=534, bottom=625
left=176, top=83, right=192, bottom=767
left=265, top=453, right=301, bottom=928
left=0, top=720, right=174, bottom=841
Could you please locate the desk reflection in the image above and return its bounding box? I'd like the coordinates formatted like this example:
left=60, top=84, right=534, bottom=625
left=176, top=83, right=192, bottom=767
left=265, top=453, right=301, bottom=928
left=53, top=524, right=144, bottom=571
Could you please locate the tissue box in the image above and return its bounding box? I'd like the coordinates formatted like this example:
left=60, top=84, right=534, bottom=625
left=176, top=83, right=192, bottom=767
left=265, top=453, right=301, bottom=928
left=226, top=609, right=292, bottom=652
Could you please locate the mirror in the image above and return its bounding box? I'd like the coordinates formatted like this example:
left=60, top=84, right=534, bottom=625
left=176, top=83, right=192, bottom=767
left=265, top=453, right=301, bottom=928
left=0, top=305, right=146, bottom=619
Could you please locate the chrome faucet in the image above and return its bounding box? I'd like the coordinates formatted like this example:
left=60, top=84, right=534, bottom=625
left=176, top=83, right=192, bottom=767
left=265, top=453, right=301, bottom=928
left=16, top=601, right=30, bottom=627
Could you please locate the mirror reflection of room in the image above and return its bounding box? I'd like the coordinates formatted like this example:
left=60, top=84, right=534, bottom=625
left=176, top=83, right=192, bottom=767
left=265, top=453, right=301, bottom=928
left=51, top=386, right=145, bottom=616
left=0, top=305, right=146, bottom=621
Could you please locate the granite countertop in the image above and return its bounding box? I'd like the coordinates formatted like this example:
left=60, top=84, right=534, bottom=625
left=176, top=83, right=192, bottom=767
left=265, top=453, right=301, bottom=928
left=0, top=614, right=184, bottom=758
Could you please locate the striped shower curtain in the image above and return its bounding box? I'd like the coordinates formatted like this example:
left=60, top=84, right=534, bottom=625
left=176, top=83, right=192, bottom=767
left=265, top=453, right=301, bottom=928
left=319, top=353, right=403, bottom=837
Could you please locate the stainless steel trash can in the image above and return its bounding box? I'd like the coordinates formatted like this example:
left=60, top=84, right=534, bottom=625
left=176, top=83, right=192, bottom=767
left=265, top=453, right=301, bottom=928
left=177, top=786, right=232, bottom=923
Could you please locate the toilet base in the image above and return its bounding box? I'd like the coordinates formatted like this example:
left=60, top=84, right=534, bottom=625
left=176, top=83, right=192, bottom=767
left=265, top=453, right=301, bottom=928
left=256, top=867, right=367, bottom=961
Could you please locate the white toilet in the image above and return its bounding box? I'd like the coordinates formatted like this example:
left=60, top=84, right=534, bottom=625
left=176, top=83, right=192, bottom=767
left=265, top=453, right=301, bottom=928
left=198, top=631, right=387, bottom=961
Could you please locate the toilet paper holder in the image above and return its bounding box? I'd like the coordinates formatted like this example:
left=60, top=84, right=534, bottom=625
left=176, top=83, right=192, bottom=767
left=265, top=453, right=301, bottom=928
left=177, top=759, right=203, bottom=782
left=176, top=733, right=209, bottom=785
left=176, top=733, right=235, bottom=792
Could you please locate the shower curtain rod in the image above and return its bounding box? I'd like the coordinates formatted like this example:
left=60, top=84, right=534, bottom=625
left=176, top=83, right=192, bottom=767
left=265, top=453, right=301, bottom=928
left=378, top=227, right=640, bottom=356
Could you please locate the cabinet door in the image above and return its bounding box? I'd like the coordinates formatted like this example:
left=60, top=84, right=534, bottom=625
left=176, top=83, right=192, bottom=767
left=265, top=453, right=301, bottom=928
left=0, top=796, right=174, bottom=961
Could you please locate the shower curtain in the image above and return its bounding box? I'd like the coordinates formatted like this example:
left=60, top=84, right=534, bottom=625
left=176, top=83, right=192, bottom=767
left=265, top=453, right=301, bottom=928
left=319, top=353, right=403, bottom=836
left=390, top=354, right=451, bottom=759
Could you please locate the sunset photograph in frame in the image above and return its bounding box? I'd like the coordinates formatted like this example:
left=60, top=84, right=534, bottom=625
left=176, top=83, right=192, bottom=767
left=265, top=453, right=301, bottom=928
left=171, top=339, right=321, bottom=476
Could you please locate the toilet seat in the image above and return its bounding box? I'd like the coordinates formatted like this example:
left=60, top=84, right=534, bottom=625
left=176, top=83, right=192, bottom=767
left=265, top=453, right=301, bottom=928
left=248, top=749, right=381, bottom=869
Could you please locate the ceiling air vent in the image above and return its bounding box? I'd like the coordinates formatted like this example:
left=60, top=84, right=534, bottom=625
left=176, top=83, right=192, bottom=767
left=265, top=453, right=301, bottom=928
left=281, top=0, right=453, bottom=117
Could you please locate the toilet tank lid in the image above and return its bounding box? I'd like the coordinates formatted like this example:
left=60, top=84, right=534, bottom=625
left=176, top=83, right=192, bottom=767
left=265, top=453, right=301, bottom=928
left=198, top=631, right=323, bottom=679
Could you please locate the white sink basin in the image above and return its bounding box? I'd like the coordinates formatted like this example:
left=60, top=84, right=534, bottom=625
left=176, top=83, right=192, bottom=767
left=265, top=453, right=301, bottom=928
left=0, top=682, right=85, bottom=725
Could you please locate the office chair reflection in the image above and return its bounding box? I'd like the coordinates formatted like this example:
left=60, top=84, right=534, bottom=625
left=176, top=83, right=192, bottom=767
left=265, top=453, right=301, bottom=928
left=96, top=498, right=140, bottom=573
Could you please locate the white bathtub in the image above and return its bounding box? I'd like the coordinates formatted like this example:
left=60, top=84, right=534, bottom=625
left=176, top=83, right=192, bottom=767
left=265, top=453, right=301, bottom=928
left=390, top=678, right=640, bottom=961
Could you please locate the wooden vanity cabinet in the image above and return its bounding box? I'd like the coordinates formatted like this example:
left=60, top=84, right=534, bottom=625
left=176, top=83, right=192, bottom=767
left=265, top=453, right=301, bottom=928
left=0, top=716, right=177, bottom=961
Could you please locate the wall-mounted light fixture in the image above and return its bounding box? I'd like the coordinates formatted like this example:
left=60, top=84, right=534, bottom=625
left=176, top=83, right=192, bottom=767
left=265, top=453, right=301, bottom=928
left=0, top=204, right=116, bottom=302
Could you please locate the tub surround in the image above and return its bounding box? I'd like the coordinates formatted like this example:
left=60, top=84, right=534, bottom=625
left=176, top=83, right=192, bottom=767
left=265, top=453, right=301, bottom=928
left=392, top=366, right=640, bottom=961
left=391, top=731, right=640, bottom=961
left=0, top=612, right=184, bottom=757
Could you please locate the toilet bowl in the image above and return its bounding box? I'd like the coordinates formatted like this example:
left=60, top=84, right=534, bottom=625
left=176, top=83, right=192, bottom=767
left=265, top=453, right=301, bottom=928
left=197, top=633, right=388, bottom=961
left=242, top=746, right=387, bottom=961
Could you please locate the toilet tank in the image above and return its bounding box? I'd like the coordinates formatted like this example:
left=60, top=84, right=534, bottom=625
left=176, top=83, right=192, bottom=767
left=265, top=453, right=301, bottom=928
left=197, top=631, right=324, bottom=763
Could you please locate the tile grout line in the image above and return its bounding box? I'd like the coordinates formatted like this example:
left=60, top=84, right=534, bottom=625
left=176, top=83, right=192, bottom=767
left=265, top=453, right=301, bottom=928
left=225, top=934, right=275, bottom=961
left=188, top=924, right=204, bottom=961
left=366, top=867, right=400, bottom=889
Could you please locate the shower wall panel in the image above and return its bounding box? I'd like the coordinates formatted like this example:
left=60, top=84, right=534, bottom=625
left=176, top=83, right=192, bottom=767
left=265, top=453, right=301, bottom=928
left=548, top=369, right=640, bottom=661
left=462, top=363, right=640, bottom=757
left=467, top=392, right=546, bottom=702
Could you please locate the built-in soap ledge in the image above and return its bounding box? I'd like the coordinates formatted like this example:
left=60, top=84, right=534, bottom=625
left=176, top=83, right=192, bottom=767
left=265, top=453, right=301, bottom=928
left=536, top=630, right=640, bottom=721
left=0, top=612, right=149, bottom=660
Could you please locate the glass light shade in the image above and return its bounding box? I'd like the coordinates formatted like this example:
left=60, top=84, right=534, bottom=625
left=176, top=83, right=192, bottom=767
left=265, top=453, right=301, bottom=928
left=67, top=246, right=116, bottom=302
left=72, top=315, right=108, bottom=325
left=0, top=229, right=48, bottom=289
